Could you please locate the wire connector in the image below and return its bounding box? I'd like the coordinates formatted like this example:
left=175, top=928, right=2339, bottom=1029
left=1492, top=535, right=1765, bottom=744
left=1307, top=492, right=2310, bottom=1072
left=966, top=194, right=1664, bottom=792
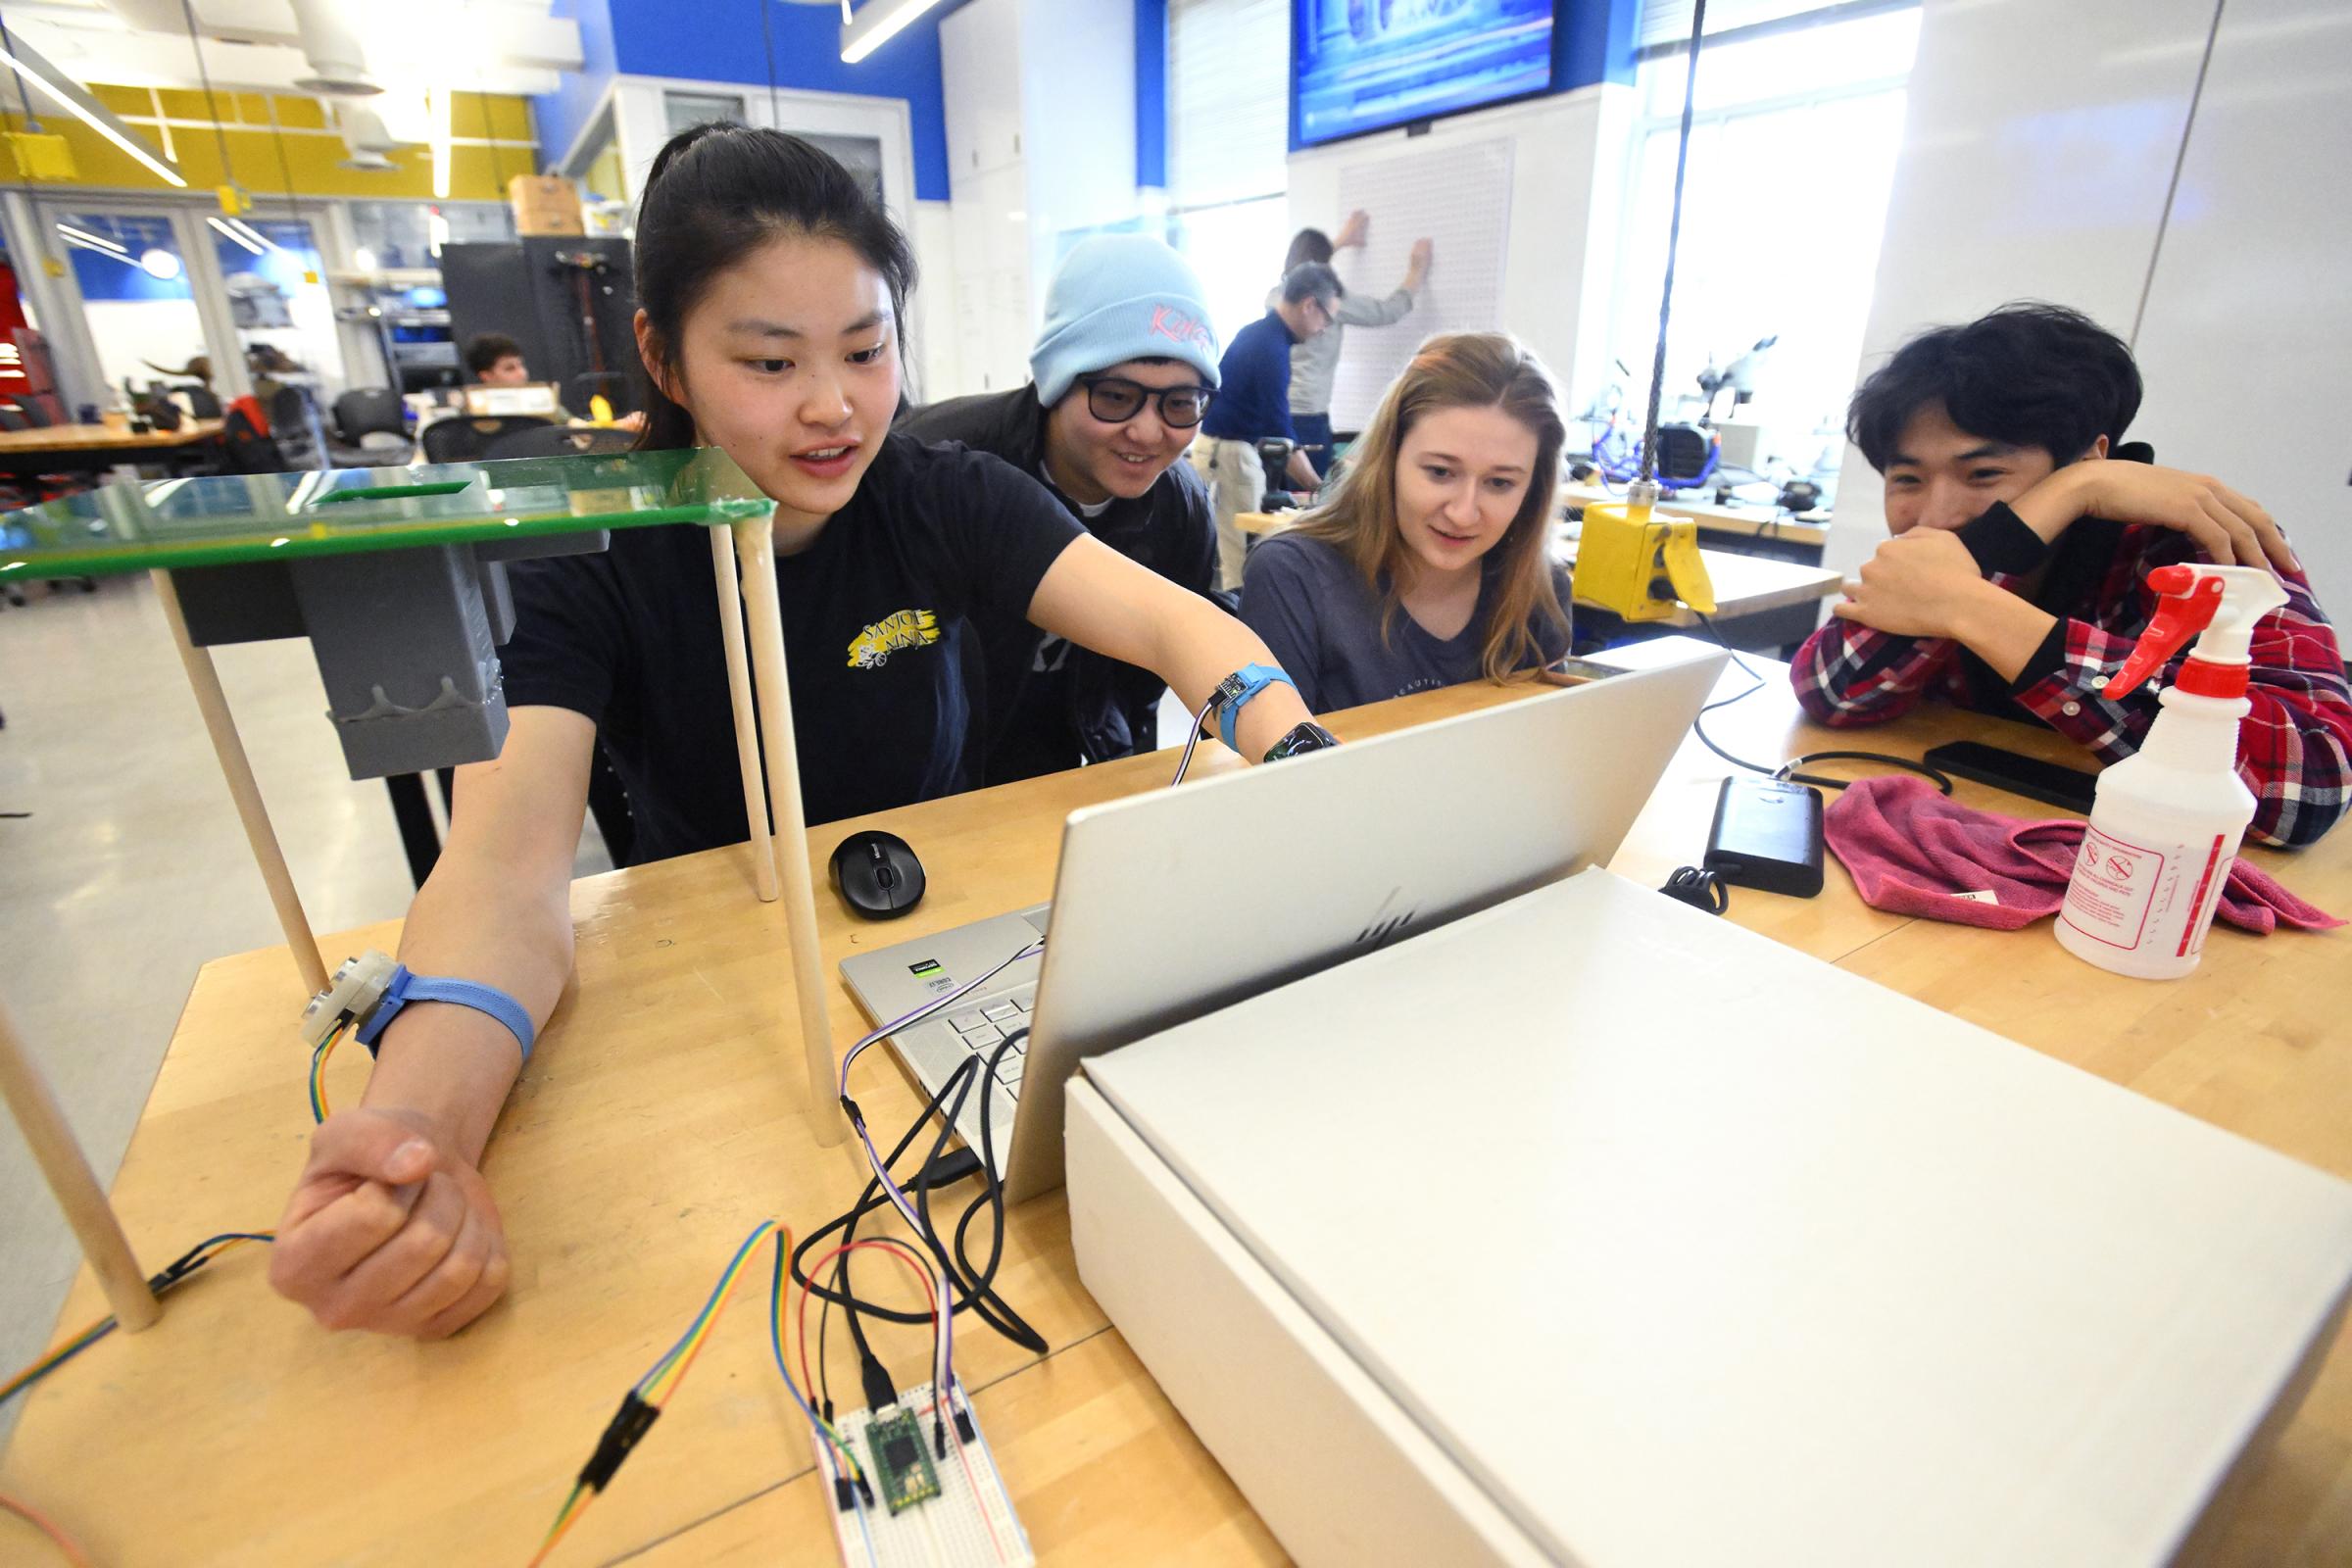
left=296, top=949, right=397, bottom=1050
left=577, top=1392, right=661, bottom=1493
left=860, top=1357, right=900, bottom=1415
left=833, top=1474, right=859, bottom=1512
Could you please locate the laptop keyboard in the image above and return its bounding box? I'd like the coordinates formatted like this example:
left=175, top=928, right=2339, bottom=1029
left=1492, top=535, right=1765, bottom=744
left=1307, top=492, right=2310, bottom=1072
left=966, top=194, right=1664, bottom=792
left=943, top=986, right=1036, bottom=1098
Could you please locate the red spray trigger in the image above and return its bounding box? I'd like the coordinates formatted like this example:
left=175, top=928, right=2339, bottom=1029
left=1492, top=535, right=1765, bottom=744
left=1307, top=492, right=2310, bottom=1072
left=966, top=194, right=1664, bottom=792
left=2104, top=564, right=2224, bottom=698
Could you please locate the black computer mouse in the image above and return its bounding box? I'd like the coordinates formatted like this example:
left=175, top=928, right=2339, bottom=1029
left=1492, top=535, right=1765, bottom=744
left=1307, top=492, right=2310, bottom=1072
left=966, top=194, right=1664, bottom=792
left=829, top=829, right=926, bottom=920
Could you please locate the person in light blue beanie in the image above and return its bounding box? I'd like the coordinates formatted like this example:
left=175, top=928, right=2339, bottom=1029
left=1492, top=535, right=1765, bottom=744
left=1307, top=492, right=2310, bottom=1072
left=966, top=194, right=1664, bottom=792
left=899, top=233, right=1230, bottom=781
left=1029, top=233, right=1223, bottom=405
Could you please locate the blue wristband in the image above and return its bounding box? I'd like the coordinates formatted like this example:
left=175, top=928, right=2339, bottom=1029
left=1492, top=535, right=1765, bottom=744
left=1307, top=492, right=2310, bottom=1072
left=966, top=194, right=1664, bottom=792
left=1216, top=662, right=1297, bottom=753
left=353, top=965, right=535, bottom=1062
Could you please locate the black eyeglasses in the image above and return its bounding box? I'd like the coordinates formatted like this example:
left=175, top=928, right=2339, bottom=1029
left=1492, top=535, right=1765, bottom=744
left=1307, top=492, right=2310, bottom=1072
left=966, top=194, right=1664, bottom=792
left=1080, top=375, right=1214, bottom=429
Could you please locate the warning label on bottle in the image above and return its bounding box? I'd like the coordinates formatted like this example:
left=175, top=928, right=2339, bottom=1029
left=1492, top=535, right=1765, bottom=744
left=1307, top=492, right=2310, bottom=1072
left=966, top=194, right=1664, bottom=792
left=2060, top=825, right=2166, bottom=950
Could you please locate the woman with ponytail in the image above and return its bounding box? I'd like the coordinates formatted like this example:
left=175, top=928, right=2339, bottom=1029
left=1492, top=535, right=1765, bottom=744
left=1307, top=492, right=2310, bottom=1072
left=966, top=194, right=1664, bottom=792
left=261, top=124, right=1319, bottom=1343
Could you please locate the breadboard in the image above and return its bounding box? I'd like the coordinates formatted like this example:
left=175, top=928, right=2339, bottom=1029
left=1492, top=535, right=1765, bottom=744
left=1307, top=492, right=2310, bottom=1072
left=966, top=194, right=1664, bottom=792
left=1328, top=137, right=1515, bottom=431
left=813, top=1381, right=1034, bottom=1567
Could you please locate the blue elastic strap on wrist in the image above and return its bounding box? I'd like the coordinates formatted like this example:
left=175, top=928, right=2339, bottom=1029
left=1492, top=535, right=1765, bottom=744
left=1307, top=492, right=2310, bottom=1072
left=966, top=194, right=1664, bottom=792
left=353, top=966, right=535, bottom=1062
left=1217, top=662, right=1297, bottom=752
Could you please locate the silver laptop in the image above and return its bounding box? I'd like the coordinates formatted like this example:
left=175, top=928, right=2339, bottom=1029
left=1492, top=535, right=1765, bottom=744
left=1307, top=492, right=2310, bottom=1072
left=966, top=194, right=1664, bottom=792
left=841, top=648, right=1728, bottom=1202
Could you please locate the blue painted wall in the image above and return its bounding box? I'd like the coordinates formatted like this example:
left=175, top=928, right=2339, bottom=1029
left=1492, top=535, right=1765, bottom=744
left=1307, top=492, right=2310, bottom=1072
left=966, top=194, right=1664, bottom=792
left=1558, top=0, right=1640, bottom=90
left=606, top=0, right=956, bottom=201
left=532, top=0, right=620, bottom=171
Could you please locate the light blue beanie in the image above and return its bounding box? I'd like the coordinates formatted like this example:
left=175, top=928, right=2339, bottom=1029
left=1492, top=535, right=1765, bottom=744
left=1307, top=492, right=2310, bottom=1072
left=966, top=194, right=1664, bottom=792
left=1030, top=234, right=1221, bottom=407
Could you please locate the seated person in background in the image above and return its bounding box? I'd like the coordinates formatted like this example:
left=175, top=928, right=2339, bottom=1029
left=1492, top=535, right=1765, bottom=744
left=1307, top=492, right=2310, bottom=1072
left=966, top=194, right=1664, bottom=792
left=1795, top=302, right=2350, bottom=847
left=1276, top=211, right=1431, bottom=470
left=1198, top=262, right=1342, bottom=591
left=898, top=234, right=1221, bottom=779
left=1241, top=332, right=1572, bottom=713
left=464, top=330, right=645, bottom=429
left=465, top=332, right=531, bottom=386
left=265, top=125, right=1321, bottom=1340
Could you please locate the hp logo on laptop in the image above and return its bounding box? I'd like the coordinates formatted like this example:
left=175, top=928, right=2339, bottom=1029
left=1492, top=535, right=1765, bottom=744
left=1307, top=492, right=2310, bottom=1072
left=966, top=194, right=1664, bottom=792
left=1354, top=889, right=1418, bottom=950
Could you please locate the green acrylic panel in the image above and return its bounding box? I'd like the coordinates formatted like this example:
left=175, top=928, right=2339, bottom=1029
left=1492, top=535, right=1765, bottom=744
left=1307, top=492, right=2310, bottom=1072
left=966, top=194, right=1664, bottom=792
left=0, top=449, right=775, bottom=580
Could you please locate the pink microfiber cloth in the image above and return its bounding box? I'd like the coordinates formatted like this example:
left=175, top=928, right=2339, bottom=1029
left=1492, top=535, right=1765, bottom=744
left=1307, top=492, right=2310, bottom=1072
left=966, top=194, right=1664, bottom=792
left=1823, top=775, right=2343, bottom=935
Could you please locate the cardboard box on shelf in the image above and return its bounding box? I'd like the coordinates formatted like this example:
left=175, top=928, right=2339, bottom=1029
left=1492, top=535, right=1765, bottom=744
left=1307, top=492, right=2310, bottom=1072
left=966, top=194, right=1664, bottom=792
left=509, top=174, right=584, bottom=237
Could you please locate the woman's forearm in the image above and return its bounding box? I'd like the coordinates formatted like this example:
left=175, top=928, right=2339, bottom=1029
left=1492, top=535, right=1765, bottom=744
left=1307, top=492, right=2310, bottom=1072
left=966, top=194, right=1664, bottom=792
left=355, top=708, right=593, bottom=1161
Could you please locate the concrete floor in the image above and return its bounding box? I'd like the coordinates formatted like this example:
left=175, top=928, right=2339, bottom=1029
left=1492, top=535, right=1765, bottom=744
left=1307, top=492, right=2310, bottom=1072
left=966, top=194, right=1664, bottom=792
left=0, top=572, right=607, bottom=1446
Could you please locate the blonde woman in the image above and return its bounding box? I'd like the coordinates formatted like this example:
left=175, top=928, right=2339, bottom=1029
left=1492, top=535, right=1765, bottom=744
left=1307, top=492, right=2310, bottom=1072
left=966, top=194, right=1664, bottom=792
left=1240, top=332, right=1571, bottom=712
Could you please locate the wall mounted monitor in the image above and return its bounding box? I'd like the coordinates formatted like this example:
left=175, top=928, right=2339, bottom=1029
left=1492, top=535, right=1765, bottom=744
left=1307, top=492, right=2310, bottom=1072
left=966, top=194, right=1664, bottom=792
left=1293, top=0, right=1558, bottom=148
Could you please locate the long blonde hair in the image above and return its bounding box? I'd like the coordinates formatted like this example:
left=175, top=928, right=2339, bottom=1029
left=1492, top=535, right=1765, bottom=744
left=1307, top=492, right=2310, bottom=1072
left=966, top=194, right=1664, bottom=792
left=1296, top=332, right=1569, bottom=684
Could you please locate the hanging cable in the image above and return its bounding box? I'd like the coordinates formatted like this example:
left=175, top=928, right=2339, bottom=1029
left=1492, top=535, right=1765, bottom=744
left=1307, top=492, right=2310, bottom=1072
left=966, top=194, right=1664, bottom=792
left=760, top=0, right=783, bottom=125
left=1638, top=0, right=1707, bottom=484
left=0, top=5, right=42, bottom=137
left=177, top=0, right=239, bottom=185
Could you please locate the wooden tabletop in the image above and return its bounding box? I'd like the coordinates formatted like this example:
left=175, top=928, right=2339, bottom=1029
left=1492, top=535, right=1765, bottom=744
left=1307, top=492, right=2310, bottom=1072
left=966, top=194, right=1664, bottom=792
left=4, top=667, right=2347, bottom=1566
left=0, top=418, right=223, bottom=455
left=1229, top=514, right=1841, bottom=629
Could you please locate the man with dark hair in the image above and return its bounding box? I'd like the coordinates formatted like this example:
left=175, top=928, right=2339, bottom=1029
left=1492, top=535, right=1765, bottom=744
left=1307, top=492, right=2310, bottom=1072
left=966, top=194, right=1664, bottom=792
left=1199, top=261, right=1343, bottom=589
left=1795, top=302, right=2350, bottom=846
left=465, top=332, right=529, bottom=385
left=900, top=233, right=1222, bottom=780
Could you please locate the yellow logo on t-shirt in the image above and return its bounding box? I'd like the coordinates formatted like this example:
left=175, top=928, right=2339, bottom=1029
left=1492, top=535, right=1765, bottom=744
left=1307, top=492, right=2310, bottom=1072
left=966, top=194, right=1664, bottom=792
left=847, top=609, right=941, bottom=669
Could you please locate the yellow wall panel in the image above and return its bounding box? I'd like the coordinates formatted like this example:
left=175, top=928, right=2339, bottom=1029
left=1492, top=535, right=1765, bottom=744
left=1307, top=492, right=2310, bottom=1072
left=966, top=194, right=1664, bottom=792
left=0, top=86, right=536, bottom=202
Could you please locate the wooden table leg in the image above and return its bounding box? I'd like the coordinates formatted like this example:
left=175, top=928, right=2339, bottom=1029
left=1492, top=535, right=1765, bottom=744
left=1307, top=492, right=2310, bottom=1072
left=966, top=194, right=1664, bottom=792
left=0, top=996, right=159, bottom=1332
left=731, top=516, right=845, bottom=1147
left=709, top=527, right=780, bottom=903
left=152, top=569, right=330, bottom=999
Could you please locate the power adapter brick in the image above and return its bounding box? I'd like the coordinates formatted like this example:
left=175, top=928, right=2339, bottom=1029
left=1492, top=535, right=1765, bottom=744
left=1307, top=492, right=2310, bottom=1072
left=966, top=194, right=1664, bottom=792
left=1703, top=776, right=1825, bottom=898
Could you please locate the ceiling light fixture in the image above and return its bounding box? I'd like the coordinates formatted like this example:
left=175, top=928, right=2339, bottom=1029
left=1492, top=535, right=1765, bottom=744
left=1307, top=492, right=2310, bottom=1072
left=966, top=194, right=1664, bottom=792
left=208, top=215, right=266, bottom=255
left=60, top=234, right=134, bottom=266
left=55, top=221, right=126, bottom=255
left=430, top=86, right=452, bottom=200
left=0, top=46, right=187, bottom=186
left=840, top=0, right=950, bottom=64
left=226, top=217, right=282, bottom=255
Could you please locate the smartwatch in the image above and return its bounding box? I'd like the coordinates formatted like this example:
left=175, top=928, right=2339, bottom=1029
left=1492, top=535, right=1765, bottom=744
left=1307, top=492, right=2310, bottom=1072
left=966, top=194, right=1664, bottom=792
left=1263, top=721, right=1342, bottom=761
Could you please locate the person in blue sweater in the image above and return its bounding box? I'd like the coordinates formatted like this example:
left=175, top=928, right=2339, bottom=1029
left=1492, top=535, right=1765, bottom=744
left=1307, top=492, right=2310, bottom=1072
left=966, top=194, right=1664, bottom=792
left=1197, top=262, right=1341, bottom=589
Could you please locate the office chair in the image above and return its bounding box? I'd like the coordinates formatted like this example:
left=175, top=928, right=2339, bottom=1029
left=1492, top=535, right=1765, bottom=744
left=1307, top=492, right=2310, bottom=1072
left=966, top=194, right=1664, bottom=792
left=329, top=388, right=413, bottom=467
left=268, top=385, right=327, bottom=469
left=483, top=424, right=637, bottom=461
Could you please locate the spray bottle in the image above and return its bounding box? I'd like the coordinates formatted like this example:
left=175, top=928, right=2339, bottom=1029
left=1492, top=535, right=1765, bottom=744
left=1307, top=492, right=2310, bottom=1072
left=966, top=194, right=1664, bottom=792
left=2055, top=563, right=2288, bottom=979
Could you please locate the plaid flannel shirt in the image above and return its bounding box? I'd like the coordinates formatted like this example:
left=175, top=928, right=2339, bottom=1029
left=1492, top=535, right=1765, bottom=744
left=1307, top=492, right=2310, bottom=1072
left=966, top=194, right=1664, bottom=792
left=1792, top=503, right=2352, bottom=848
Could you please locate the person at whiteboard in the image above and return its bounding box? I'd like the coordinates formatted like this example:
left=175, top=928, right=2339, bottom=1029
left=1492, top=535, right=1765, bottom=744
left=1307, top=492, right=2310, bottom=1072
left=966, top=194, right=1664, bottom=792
left=1199, top=262, right=1342, bottom=590
left=1275, top=212, right=1432, bottom=471
left=1240, top=332, right=1573, bottom=713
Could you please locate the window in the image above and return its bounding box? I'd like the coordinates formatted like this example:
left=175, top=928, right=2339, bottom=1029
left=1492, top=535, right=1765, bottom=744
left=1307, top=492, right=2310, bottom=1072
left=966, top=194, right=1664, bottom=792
left=665, top=92, right=748, bottom=136
left=1600, top=7, right=1921, bottom=489
left=1166, top=0, right=1291, bottom=345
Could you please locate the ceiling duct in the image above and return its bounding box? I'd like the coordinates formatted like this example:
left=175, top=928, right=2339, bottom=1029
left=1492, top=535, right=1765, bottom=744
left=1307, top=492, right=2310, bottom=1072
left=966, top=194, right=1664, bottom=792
left=290, top=0, right=379, bottom=95
left=336, top=102, right=398, bottom=171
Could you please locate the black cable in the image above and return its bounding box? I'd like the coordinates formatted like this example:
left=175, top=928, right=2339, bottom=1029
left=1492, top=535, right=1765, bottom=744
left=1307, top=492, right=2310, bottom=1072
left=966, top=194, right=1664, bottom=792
left=760, top=0, right=782, bottom=125
left=1687, top=610, right=1955, bottom=794
left=793, top=1028, right=1047, bottom=1391
left=178, top=0, right=238, bottom=183
left=1640, top=0, right=1708, bottom=483
left=1659, top=865, right=1729, bottom=914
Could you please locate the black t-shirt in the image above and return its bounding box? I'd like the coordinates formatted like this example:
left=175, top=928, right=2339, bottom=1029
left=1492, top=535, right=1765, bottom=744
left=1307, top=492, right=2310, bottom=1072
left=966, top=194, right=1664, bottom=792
left=500, top=432, right=1082, bottom=862
left=896, top=385, right=1219, bottom=780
